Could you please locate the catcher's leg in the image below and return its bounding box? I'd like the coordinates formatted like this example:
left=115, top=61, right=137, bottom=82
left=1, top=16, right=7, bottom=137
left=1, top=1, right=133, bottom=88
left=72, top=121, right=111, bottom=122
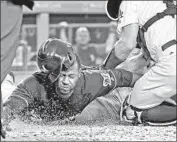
left=121, top=50, right=176, bottom=125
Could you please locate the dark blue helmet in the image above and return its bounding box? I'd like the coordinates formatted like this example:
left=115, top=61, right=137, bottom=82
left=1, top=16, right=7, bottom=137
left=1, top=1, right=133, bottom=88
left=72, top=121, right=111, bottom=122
left=37, top=38, right=76, bottom=76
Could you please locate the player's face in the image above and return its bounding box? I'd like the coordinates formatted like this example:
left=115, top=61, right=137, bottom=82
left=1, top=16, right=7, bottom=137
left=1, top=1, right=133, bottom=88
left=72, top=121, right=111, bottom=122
left=56, top=61, right=80, bottom=99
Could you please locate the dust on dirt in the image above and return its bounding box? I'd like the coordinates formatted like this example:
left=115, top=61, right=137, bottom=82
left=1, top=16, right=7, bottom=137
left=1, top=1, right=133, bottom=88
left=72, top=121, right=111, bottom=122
left=2, top=118, right=176, bottom=141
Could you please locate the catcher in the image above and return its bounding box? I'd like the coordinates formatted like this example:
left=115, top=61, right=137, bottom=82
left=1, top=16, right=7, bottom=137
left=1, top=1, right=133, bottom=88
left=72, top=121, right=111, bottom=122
left=103, top=0, right=176, bottom=125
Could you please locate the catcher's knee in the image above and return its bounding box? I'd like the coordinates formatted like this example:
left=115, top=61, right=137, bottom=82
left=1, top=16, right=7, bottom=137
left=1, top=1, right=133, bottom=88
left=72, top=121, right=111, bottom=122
left=121, top=96, right=177, bottom=126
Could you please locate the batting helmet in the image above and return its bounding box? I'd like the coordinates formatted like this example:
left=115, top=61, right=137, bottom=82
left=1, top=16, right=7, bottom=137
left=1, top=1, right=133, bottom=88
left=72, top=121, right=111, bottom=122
left=37, top=38, right=76, bottom=76
left=105, top=0, right=122, bottom=21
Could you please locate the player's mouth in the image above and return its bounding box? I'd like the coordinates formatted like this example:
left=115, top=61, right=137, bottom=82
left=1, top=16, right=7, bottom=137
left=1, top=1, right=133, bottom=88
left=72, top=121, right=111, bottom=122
left=58, top=85, right=71, bottom=94
left=55, top=83, right=70, bottom=94
left=61, top=87, right=70, bottom=93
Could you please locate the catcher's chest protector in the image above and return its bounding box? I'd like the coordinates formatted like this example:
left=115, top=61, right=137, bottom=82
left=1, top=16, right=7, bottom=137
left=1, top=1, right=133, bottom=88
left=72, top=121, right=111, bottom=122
left=137, top=0, right=177, bottom=61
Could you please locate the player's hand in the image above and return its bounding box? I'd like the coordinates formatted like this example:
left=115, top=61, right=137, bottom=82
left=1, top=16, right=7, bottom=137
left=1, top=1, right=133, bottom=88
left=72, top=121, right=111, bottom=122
left=57, top=116, right=76, bottom=125
left=1, top=106, right=14, bottom=135
left=26, top=110, right=42, bottom=123
left=2, top=117, right=13, bottom=133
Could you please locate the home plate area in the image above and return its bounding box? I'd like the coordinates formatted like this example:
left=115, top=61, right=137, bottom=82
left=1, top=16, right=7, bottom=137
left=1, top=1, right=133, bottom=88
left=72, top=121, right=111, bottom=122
left=2, top=118, right=176, bottom=141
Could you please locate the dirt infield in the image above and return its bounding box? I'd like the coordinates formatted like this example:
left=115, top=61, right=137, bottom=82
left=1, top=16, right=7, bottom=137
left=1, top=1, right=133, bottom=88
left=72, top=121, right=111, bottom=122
left=4, top=71, right=175, bottom=141
left=2, top=119, right=176, bottom=141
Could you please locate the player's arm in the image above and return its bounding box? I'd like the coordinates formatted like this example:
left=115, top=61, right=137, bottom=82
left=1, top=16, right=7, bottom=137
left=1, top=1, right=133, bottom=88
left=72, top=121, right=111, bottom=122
left=85, top=68, right=141, bottom=101
left=110, top=68, right=142, bottom=88
left=2, top=75, right=41, bottom=125
left=74, top=69, right=141, bottom=113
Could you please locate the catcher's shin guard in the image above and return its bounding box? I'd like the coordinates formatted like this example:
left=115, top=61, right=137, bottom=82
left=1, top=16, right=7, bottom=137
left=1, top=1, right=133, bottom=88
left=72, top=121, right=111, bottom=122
left=102, top=48, right=124, bottom=69
left=140, top=102, right=176, bottom=126
left=121, top=97, right=177, bottom=126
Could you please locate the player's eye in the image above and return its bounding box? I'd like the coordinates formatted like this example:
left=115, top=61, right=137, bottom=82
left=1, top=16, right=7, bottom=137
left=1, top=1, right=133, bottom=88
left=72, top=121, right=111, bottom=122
left=59, top=74, right=65, bottom=78
left=69, top=74, right=76, bottom=79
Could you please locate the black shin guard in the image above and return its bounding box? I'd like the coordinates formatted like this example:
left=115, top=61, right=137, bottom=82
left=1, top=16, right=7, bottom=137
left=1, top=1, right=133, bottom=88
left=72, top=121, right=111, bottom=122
left=141, top=102, right=176, bottom=126
left=102, top=48, right=124, bottom=69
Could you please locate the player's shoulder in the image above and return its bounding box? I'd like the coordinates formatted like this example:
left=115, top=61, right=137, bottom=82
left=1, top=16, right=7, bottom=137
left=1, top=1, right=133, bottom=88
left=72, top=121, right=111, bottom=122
left=18, top=71, right=45, bottom=88
left=20, top=74, right=37, bottom=84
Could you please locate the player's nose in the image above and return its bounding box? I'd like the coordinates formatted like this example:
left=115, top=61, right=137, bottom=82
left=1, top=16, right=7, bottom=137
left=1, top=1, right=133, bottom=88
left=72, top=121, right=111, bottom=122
left=62, top=76, right=69, bottom=85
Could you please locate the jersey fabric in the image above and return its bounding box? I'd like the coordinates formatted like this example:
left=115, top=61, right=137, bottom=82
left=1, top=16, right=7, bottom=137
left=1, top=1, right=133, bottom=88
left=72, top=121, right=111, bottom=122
left=117, top=1, right=176, bottom=63
left=117, top=1, right=176, bottom=109
left=4, top=69, right=132, bottom=121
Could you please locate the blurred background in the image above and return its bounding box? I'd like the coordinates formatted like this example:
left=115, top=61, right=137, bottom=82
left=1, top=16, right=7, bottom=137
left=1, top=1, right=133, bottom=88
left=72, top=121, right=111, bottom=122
left=10, top=1, right=120, bottom=84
